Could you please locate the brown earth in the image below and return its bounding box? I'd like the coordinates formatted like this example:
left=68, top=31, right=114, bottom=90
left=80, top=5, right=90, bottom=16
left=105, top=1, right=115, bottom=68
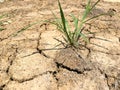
left=0, top=0, right=120, bottom=90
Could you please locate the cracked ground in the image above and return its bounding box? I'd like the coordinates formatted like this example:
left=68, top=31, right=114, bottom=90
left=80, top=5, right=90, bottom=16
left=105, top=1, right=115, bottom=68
left=0, top=0, right=120, bottom=90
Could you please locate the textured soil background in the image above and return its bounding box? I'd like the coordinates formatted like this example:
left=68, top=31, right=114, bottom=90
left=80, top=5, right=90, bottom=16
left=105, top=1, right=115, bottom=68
left=0, top=0, right=120, bottom=90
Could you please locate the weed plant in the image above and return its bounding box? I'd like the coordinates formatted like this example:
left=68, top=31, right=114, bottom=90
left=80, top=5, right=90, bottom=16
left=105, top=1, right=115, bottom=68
left=13, top=0, right=112, bottom=48
left=49, top=0, right=108, bottom=48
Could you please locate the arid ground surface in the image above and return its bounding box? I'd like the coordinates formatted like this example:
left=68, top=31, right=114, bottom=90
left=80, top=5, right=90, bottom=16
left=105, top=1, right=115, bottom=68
left=0, top=0, right=120, bottom=90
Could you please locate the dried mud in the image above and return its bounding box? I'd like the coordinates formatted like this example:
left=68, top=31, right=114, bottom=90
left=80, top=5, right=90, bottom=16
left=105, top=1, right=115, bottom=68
left=0, top=0, right=120, bottom=90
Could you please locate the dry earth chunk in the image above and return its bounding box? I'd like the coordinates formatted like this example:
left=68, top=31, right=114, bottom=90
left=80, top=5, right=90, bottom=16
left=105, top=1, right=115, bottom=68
left=3, top=73, right=57, bottom=90
left=9, top=53, right=57, bottom=81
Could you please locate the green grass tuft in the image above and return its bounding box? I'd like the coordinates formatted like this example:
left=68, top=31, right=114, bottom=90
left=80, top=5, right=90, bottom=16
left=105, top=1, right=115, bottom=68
left=48, top=0, right=104, bottom=48
left=11, top=0, right=112, bottom=48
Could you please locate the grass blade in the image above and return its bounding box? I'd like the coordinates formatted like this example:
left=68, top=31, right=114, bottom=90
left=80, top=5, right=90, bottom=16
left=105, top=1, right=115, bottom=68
left=89, top=0, right=100, bottom=11
left=70, top=14, right=79, bottom=40
left=58, top=0, right=71, bottom=44
left=84, top=13, right=108, bottom=23
left=75, top=0, right=100, bottom=42
left=12, top=22, right=40, bottom=36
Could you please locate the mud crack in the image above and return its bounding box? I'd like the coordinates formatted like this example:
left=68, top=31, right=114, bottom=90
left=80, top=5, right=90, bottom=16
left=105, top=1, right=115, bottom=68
left=0, top=85, right=5, bottom=90
left=105, top=73, right=112, bottom=90
left=6, top=48, right=18, bottom=73
left=10, top=71, right=56, bottom=83
left=55, top=62, right=91, bottom=74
